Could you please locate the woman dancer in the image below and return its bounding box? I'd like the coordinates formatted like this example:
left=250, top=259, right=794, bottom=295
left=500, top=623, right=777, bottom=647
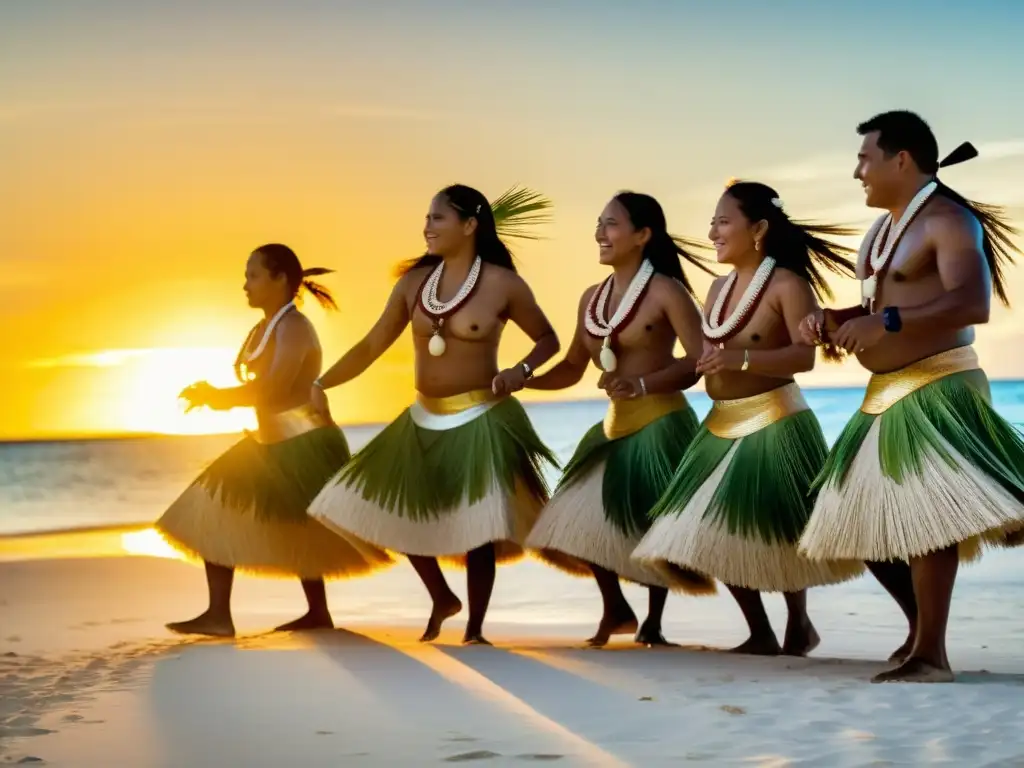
left=525, top=192, right=717, bottom=647
left=633, top=181, right=864, bottom=656
left=157, top=244, right=393, bottom=637
left=308, top=184, right=560, bottom=645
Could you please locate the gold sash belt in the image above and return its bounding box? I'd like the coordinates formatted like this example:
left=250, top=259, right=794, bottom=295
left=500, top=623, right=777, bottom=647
left=860, top=345, right=980, bottom=415
left=603, top=392, right=687, bottom=440
left=416, top=389, right=497, bottom=416
left=256, top=403, right=329, bottom=444
left=704, top=383, right=809, bottom=440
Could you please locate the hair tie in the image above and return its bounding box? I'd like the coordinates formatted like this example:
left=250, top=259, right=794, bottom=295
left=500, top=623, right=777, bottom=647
left=938, top=141, right=978, bottom=169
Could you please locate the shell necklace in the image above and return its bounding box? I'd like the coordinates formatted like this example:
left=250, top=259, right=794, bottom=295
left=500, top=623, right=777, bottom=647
left=234, top=301, right=296, bottom=381
left=583, top=259, right=655, bottom=372
left=418, top=255, right=483, bottom=357
left=861, top=181, right=937, bottom=310
left=702, top=257, right=776, bottom=343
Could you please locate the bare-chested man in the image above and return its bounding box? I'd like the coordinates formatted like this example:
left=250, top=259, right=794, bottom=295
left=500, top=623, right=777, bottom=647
left=157, top=244, right=393, bottom=637
left=633, top=181, right=864, bottom=656
left=307, top=184, right=560, bottom=645
left=798, top=110, right=1024, bottom=683
left=525, top=192, right=717, bottom=647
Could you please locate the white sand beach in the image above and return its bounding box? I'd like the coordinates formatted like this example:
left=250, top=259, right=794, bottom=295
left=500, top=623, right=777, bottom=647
left=2, top=530, right=1023, bottom=767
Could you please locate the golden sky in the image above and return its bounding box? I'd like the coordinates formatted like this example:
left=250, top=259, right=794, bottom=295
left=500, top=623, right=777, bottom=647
left=2, top=3, right=1023, bottom=439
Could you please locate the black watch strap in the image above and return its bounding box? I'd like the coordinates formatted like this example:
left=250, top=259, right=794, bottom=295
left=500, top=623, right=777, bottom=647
left=882, top=306, right=903, bottom=333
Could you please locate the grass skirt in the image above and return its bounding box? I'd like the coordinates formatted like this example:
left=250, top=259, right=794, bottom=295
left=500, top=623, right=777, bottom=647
left=634, top=384, right=864, bottom=592
left=156, top=424, right=394, bottom=580
left=800, top=351, right=1024, bottom=564
left=527, top=395, right=716, bottom=594
left=309, top=395, right=557, bottom=567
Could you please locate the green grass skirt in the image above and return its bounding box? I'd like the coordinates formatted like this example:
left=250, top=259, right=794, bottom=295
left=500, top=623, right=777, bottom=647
left=156, top=426, right=395, bottom=579
left=800, top=369, right=1024, bottom=562
left=527, top=403, right=716, bottom=593
left=634, top=408, right=863, bottom=592
left=309, top=397, right=558, bottom=565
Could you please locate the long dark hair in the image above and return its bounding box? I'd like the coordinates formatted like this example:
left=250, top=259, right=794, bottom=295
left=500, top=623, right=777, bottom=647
left=612, top=191, right=714, bottom=299
left=723, top=182, right=856, bottom=301
left=858, top=110, right=1019, bottom=306
left=254, top=243, right=337, bottom=310
left=396, top=184, right=554, bottom=277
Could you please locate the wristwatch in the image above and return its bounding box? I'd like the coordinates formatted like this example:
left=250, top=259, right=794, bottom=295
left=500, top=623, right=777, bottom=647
left=521, top=361, right=534, bottom=380
left=882, top=306, right=903, bottom=333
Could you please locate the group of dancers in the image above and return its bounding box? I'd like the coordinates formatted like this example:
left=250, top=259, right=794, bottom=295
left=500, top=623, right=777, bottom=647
left=154, top=110, right=1024, bottom=684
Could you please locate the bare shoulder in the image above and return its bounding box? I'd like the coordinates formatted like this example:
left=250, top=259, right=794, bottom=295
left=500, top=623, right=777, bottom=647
left=769, top=267, right=815, bottom=305
left=705, top=274, right=729, bottom=305
left=487, top=264, right=537, bottom=300
left=649, top=273, right=688, bottom=298
left=924, top=196, right=984, bottom=246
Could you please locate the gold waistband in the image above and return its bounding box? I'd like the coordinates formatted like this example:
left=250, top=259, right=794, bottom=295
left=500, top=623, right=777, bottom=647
left=603, top=392, right=688, bottom=440
left=416, top=389, right=497, bottom=416
left=860, top=345, right=980, bottom=415
left=704, top=383, right=809, bottom=440
left=256, top=403, right=329, bottom=444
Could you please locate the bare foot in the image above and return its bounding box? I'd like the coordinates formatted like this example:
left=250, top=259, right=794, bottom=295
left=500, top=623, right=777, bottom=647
left=634, top=622, right=676, bottom=647
left=166, top=613, right=235, bottom=638
left=781, top=620, right=820, bottom=657
left=585, top=606, right=638, bottom=648
left=462, top=633, right=492, bottom=646
left=419, top=595, right=462, bottom=642
left=887, top=632, right=916, bottom=663
left=871, top=656, right=955, bottom=684
left=274, top=611, right=334, bottom=632
left=729, top=634, right=781, bottom=656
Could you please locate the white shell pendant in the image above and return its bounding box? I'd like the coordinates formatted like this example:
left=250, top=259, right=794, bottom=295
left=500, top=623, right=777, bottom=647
left=862, top=274, right=877, bottom=301
left=428, top=333, right=446, bottom=357
left=599, top=338, right=617, bottom=372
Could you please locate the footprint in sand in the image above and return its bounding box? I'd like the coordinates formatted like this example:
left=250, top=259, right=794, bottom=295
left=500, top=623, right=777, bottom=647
left=515, top=755, right=564, bottom=762
left=444, top=751, right=502, bottom=762
left=0, top=726, right=54, bottom=738
left=16, top=758, right=46, bottom=764
left=5, top=637, right=21, bottom=643
left=61, top=714, right=84, bottom=723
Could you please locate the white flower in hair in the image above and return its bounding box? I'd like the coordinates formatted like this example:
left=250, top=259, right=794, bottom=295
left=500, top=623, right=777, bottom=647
left=771, top=197, right=784, bottom=209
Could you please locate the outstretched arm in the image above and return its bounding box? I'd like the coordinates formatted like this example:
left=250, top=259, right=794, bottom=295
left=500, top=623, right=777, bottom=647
left=526, top=288, right=593, bottom=391
left=316, top=275, right=413, bottom=391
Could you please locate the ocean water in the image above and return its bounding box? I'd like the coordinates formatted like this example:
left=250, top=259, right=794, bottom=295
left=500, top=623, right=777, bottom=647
left=2, top=383, right=1024, bottom=538
left=2, top=382, right=1024, bottom=536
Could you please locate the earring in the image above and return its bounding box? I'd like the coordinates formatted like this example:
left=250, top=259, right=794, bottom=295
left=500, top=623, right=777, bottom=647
left=754, top=240, right=761, bottom=252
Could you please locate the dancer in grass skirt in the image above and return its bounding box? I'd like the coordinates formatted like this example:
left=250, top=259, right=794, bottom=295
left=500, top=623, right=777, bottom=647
left=157, top=244, right=394, bottom=637
left=633, top=181, right=864, bottom=656
left=797, top=111, right=1024, bottom=683
left=525, top=192, right=717, bottom=647
left=308, top=185, right=560, bottom=644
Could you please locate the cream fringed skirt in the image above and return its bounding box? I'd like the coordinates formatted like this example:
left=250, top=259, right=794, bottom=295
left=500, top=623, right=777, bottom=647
left=156, top=407, right=394, bottom=580
left=633, top=384, right=863, bottom=592
left=800, top=346, right=1024, bottom=564
left=527, top=392, right=715, bottom=595
left=309, top=391, right=557, bottom=567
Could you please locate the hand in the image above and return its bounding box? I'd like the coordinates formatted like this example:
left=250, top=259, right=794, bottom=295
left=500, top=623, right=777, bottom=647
left=310, top=383, right=331, bottom=420
left=492, top=365, right=527, bottom=397
left=179, top=381, right=216, bottom=412
left=833, top=312, right=885, bottom=353
left=603, top=375, right=644, bottom=400
left=798, top=310, right=825, bottom=346
left=695, top=347, right=745, bottom=376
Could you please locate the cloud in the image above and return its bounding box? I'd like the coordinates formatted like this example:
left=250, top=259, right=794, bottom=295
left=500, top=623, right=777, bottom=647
left=322, top=104, right=440, bottom=122
left=25, top=349, right=157, bottom=369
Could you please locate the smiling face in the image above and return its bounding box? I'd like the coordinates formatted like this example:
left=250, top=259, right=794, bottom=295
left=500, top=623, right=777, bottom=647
left=595, top=198, right=649, bottom=266
left=854, top=131, right=905, bottom=210
left=708, top=192, right=766, bottom=266
left=423, top=193, right=477, bottom=257
left=243, top=251, right=289, bottom=309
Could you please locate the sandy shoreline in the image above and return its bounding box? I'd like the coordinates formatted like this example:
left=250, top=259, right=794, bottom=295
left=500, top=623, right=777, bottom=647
left=2, top=544, right=1024, bottom=766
